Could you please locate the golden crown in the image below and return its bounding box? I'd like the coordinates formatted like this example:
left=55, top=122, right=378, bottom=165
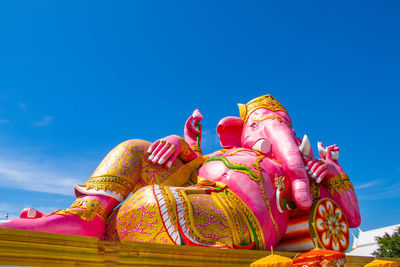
left=238, top=94, right=289, bottom=123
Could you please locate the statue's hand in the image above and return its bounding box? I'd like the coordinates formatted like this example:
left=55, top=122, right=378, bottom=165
left=304, top=144, right=340, bottom=183
left=147, top=135, right=182, bottom=168
left=184, top=109, right=203, bottom=147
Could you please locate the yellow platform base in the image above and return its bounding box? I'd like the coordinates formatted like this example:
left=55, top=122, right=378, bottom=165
left=0, top=228, right=399, bottom=266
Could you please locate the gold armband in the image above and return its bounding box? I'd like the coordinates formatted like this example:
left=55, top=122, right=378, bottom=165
left=54, top=198, right=108, bottom=221
left=325, top=173, right=354, bottom=196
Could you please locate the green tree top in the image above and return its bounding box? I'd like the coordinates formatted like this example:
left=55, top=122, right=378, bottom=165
left=373, top=226, right=400, bottom=258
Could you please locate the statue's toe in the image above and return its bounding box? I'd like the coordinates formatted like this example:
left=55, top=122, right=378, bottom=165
left=19, top=208, right=47, bottom=219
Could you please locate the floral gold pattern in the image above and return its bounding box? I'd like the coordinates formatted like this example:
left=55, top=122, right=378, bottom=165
left=83, top=175, right=134, bottom=199
left=85, top=139, right=183, bottom=198
left=187, top=193, right=233, bottom=247
left=106, top=187, right=175, bottom=244
left=324, top=174, right=354, bottom=197
left=105, top=184, right=264, bottom=250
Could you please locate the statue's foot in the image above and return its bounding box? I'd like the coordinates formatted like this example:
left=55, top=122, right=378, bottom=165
left=0, top=195, right=119, bottom=239
left=0, top=213, right=106, bottom=238
left=20, top=208, right=47, bottom=219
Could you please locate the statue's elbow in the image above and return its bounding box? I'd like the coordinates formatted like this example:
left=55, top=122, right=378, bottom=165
left=347, top=209, right=361, bottom=228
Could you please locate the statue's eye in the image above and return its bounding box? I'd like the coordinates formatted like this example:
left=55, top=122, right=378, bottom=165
left=250, top=122, right=258, bottom=128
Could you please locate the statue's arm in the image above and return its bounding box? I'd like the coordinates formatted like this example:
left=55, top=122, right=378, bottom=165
left=184, top=109, right=203, bottom=155
left=305, top=144, right=361, bottom=227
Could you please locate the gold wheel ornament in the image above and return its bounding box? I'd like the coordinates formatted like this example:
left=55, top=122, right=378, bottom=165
left=309, top=198, right=349, bottom=252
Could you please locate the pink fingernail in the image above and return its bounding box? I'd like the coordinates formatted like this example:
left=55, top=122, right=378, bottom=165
left=305, top=166, right=309, bottom=171
left=148, top=155, right=154, bottom=161
left=153, top=156, right=159, bottom=163
left=167, top=161, right=172, bottom=168
left=316, top=177, right=322, bottom=183
left=158, top=158, right=165, bottom=164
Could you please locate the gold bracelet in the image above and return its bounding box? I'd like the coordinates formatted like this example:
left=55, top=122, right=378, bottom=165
left=190, top=145, right=203, bottom=154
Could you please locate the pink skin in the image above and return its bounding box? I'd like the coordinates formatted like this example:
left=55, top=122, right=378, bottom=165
left=229, top=108, right=313, bottom=210
left=302, top=143, right=361, bottom=228
left=147, top=135, right=182, bottom=168
left=198, top=108, right=360, bottom=246
left=196, top=107, right=313, bottom=246
left=216, top=113, right=310, bottom=212
left=0, top=195, right=119, bottom=238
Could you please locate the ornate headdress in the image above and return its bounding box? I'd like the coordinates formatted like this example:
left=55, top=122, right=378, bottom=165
left=238, top=94, right=289, bottom=123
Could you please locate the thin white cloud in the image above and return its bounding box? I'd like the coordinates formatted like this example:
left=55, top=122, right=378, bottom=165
left=0, top=202, right=62, bottom=220
left=358, top=182, right=400, bottom=200
left=0, top=161, right=80, bottom=196
left=33, top=116, right=53, bottom=127
left=355, top=179, right=382, bottom=189
left=0, top=150, right=95, bottom=196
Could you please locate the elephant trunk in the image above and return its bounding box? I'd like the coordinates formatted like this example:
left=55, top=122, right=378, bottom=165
left=264, top=120, right=313, bottom=210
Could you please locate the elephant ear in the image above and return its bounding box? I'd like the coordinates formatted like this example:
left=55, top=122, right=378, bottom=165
left=217, top=116, right=244, bottom=148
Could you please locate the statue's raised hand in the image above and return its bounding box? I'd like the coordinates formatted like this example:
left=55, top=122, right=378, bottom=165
left=147, top=135, right=182, bottom=168
left=304, top=143, right=340, bottom=183
left=184, top=109, right=203, bottom=146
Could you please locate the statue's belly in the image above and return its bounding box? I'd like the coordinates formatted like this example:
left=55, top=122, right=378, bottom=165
left=198, top=159, right=265, bottom=211
left=197, top=151, right=290, bottom=246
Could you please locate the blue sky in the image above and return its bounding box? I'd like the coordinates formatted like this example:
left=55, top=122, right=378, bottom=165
left=0, top=0, right=399, bottom=240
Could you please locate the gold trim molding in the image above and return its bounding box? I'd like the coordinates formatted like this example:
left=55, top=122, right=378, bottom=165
left=0, top=228, right=398, bottom=266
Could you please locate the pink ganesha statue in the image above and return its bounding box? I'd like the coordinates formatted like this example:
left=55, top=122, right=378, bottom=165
left=0, top=94, right=361, bottom=252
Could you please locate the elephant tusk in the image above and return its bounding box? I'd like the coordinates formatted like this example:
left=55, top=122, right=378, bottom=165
left=252, top=139, right=271, bottom=154
left=318, top=142, right=326, bottom=158
left=299, top=134, right=311, bottom=157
